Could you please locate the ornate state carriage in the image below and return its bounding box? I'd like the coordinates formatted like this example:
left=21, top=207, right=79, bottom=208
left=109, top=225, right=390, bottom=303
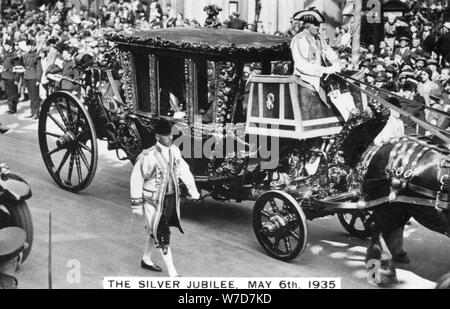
left=38, top=28, right=387, bottom=261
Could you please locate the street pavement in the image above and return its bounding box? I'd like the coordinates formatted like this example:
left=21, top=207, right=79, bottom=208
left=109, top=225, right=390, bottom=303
left=0, top=99, right=449, bottom=289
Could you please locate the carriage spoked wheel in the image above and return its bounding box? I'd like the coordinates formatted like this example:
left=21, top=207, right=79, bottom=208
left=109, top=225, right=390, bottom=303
left=38, top=92, right=98, bottom=192
left=253, top=191, right=308, bottom=261
left=337, top=211, right=373, bottom=239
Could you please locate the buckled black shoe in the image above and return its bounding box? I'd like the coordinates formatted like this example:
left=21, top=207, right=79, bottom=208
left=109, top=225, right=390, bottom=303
left=7, top=110, right=16, bottom=114
left=141, top=260, right=162, bottom=272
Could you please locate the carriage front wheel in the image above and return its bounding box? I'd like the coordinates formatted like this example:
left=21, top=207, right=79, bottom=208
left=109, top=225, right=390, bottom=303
left=253, top=191, right=308, bottom=261
left=38, top=92, right=98, bottom=192
left=337, top=211, right=373, bottom=239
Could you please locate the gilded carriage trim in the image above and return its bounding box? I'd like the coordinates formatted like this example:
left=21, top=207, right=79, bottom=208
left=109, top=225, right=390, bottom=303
left=213, top=62, right=220, bottom=126
left=185, top=59, right=196, bottom=126
left=149, top=54, right=158, bottom=114
left=118, top=50, right=136, bottom=110
left=130, top=53, right=139, bottom=113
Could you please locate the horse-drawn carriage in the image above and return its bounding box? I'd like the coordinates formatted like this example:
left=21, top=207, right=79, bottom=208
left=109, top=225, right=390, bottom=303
left=37, top=28, right=450, bottom=271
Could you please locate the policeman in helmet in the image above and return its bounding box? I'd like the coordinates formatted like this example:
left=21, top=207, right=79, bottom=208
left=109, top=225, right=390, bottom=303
left=0, top=227, right=27, bottom=289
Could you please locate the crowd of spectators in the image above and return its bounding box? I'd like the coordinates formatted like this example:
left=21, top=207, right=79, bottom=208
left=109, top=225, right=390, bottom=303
left=1, top=0, right=450, bottom=132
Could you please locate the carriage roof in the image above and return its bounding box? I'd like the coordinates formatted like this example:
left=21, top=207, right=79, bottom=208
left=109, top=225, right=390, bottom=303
left=106, top=28, right=292, bottom=62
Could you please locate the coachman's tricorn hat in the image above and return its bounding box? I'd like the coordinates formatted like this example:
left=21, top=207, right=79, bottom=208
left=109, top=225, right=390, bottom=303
left=155, top=118, right=173, bottom=136
left=293, top=8, right=325, bottom=26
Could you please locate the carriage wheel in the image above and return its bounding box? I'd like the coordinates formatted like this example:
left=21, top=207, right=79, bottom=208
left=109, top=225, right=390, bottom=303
left=253, top=191, right=308, bottom=261
left=337, top=211, right=373, bottom=239
left=38, top=92, right=98, bottom=192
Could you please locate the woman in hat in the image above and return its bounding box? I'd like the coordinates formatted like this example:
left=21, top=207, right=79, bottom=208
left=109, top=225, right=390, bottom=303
left=395, top=36, right=412, bottom=60
left=130, top=118, right=200, bottom=277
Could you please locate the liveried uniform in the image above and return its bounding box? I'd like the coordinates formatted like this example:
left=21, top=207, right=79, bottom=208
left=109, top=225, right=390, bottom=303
left=130, top=143, right=199, bottom=247
left=291, top=29, right=339, bottom=92
left=291, top=29, right=355, bottom=120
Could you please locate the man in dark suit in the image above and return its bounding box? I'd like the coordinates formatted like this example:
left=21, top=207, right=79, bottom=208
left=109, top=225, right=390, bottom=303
left=1, top=40, right=19, bottom=114
left=227, top=12, right=247, bottom=30
left=20, top=39, right=42, bottom=119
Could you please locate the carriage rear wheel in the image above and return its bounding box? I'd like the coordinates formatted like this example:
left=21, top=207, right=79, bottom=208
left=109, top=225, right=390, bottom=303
left=38, top=92, right=98, bottom=192
left=337, top=211, right=373, bottom=239
left=253, top=191, right=308, bottom=261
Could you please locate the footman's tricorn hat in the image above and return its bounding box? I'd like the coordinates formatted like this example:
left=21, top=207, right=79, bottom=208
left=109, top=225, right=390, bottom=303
left=0, top=227, right=26, bottom=263
left=155, top=118, right=173, bottom=136
left=293, top=8, right=325, bottom=25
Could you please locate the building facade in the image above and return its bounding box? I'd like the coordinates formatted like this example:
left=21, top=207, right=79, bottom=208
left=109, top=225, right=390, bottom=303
left=37, top=0, right=350, bottom=36
left=181, top=0, right=347, bottom=34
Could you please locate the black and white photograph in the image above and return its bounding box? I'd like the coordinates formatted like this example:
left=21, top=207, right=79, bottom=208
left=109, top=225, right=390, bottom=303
left=1, top=0, right=450, bottom=294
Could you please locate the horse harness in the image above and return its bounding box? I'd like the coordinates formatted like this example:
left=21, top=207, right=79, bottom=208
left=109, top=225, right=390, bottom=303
left=358, top=136, right=450, bottom=211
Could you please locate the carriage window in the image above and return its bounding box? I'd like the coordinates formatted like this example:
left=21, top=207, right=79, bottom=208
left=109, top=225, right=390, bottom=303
left=134, top=53, right=151, bottom=113
left=158, top=56, right=187, bottom=117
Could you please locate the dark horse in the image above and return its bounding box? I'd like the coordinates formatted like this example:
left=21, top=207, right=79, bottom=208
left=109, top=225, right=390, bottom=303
left=360, top=136, right=450, bottom=285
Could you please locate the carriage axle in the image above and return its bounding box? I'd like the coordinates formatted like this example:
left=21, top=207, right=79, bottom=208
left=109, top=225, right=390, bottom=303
left=261, top=213, right=297, bottom=238
left=56, top=132, right=77, bottom=149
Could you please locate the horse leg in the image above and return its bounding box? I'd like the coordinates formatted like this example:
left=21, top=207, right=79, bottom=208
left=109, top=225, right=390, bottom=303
left=366, top=229, right=398, bottom=286
left=385, top=225, right=410, bottom=264
left=373, top=203, right=412, bottom=264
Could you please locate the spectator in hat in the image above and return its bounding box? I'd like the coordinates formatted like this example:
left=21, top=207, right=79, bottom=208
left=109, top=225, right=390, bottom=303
left=365, top=69, right=377, bottom=86
left=397, top=70, right=415, bottom=90
left=1, top=39, right=20, bottom=114
left=399, top=80, right=426, bottom=135
left=374, top=71, right=388, bottom=89
left=426, top=58, right=441, bottom=82
left=20, top=38, right=42, bottom=119
left=0, top=227, right=27, bottom=289
left=415, top=56, right=427, bottom=74
left=395, top=37, right=412, bottom=60
left=227, top=12, right=247, bottom=30
left=422, top=22, right=433, bottom=41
